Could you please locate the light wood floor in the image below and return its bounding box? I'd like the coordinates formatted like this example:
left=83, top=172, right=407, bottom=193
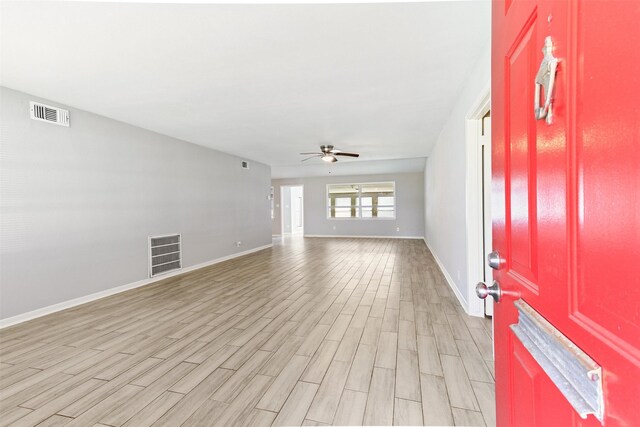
left=0, top=237, right=495, bottom=426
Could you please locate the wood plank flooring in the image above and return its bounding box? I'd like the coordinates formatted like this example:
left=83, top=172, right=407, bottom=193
left=0, top=237, right=495, bottom=426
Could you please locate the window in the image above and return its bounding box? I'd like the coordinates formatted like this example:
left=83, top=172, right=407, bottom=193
left=327, top=182, right=395, bottom=219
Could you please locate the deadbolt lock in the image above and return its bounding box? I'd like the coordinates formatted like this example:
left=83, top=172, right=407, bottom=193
left=488, top=250, right=505, bottom=270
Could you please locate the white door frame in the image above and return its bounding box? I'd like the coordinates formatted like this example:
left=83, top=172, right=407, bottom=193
left=280, top=184, right=304, bottom=236
left=290, top=185, right=304, bottom=234
left=464, top=82, right=491, bottom=317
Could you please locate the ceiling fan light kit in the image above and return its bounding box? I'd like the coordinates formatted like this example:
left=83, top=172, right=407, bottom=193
left=300, top=144, right=360, bottom=163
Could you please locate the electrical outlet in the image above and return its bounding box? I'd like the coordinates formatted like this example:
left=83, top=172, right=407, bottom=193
left=396, top=226, right=400, bottom=232
left=236, top=241, right=242, bottom=247
left=333, top=226, right=336, bottom=230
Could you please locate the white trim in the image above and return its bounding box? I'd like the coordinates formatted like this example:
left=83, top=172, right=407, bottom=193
left=465, top=82, right=491, bottom=119
left=424, top=238, right=470, bottom=315
left=0, top=243, right=273, bottom=329
left=304, top=234, right=423, bottom=239
left=280, top=186, right=287, bottom=236
left=464, top=82, right=491, bottom=318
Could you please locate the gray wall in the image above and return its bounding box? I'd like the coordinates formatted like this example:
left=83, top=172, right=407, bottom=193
left=424, top=42, right=490, bottom=311
left=0, top=87, right=272, bottom=320
left=272, top=172, right=424, bottom=238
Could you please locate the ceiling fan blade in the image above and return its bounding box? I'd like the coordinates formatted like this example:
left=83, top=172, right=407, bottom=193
left=333, top=152, right=360, bottom=157
left=301, top=155, right=322, bottom=162
left=300, top=152, right=323, bottom=155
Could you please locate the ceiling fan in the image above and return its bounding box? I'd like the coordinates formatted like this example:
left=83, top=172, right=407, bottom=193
left=300, top=145, right=360, bottom=163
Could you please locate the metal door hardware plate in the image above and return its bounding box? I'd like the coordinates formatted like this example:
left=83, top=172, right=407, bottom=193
left=534, top=36, right=559, bottom=124
left=510, top=300, right=604, bottom=422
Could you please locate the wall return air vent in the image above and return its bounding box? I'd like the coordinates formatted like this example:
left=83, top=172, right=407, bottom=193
left=149, top=234, right=182, bottom=277
left=30, top=101, right=69, bottom=126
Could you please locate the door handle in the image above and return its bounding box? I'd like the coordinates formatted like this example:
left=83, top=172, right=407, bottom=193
left=476, top=280, right=502, bottom=303
left=534, top=36, right=559, bottom=124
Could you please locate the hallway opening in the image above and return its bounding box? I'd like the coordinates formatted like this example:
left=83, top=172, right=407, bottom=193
left=281, top=185, right=304, bottom=236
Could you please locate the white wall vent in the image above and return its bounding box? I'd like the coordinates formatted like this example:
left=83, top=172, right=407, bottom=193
left=30, top=101, right=69, bottom=126
left=149, top=234, right=182, bottom=277
left=241, top=160, right=250, bottom=169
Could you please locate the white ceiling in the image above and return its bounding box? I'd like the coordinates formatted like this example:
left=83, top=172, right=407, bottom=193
left=1, top=1, right=490, bottom=178
left=273, top=157, right=426, bottom=178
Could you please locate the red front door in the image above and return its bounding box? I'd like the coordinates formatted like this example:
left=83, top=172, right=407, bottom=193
left=491, top=0, right=640, bottom=426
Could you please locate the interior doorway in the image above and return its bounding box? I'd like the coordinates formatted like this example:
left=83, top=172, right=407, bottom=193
left=465, top=85, right=491, bottom=318
left=281, top=185, right=304, bottom=236
left=479, top=112, right=493, bottom=316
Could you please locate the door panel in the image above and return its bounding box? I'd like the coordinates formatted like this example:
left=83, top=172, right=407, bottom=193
left=567, top=2, right=640, bottom=423
left=492, top=0, right=640, bottom=425
left=571, top=1, right=640, bottom=360
left=511, top=334, right=577, bottom=427
left=505, top=17, right=538, bottom=291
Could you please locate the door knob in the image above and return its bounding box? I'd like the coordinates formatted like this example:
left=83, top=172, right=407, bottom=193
left=487, top=250, right=505, bottom=270
left=476, top=280, right=502, bottom=302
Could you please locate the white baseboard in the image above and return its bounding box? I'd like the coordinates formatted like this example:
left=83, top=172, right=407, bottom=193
left=304, top=234, right=424, bottom=240
left=424, top=239, right=470, bottom=315
left=0, top=243, right=273, bottom=329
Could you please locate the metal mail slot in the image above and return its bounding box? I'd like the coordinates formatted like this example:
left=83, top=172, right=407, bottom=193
left=510, top=299, right=604, bottom=422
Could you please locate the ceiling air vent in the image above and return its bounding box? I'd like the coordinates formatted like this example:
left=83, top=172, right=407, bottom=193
left=241, top=161, right=250, bottom=169
left=30, top=101, right=69, bottom=126
left=149, top=234, right=182, bottom=277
